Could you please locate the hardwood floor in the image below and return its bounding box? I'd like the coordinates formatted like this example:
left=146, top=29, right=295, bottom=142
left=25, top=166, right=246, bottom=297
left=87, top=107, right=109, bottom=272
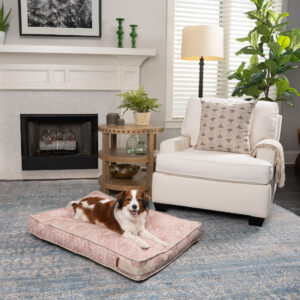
left=274, top=165, right=300, bottom=216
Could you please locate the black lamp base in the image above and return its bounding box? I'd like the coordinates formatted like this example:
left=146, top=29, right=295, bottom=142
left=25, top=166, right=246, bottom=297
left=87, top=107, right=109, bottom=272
left=198, top=56, right=204, bottom=98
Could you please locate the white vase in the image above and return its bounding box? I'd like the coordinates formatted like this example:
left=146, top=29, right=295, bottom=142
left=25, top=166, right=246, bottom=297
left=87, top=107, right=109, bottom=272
left=134, top=112, right=151, bottom=126
left=0, top=31, right=5, bottom=44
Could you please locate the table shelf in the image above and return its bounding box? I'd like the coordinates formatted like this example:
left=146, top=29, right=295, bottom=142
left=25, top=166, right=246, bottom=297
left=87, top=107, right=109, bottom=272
left=99, top=171, right=147, bottom=191
left=98, top=124, right=163, bottom=193
left=98, top=149, right=148, bottom=164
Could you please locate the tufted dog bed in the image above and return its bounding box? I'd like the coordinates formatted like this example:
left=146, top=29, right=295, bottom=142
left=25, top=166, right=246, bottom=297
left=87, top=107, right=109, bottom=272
left=27, top=191, right=201, bottom=281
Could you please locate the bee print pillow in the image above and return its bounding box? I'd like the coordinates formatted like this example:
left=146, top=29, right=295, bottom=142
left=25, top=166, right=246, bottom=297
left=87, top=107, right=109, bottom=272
left=195, top=100, right=257, bottom=154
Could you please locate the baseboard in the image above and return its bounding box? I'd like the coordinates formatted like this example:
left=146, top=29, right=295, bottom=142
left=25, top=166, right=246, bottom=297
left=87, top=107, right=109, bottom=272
left=284, top=151, right=299, bottom=165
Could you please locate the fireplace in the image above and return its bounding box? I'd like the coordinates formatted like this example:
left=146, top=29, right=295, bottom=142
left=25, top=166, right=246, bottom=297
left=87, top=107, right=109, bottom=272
left=21, top=114, right=98, bottom=170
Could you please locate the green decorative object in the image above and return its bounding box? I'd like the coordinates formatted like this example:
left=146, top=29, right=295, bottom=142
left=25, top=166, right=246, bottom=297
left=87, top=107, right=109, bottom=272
left=126, top=135, right=139, bottom=154
left=116, top=18, right=125, bottom=48
left=136, top=141, right=147, bottom=155
left=130, top=24, right=138, bottom=48
left=228, top=0, right=300, bottom=106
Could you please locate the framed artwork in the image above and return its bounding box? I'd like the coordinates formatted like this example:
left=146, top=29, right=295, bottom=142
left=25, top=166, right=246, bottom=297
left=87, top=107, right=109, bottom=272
left=18, top=0, right=101, bottom=37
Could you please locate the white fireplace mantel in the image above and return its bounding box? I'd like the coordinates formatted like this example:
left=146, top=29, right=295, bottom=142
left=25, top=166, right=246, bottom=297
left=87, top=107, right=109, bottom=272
left=0, top=45, right=156, bottom=90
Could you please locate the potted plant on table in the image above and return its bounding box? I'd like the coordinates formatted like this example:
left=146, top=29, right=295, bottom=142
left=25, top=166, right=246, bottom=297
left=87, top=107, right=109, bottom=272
left=118, top=87, right=161, bottom=125
left=0, top=2, right=11, bottom=44
left=228, top=0, right=300, bottom=105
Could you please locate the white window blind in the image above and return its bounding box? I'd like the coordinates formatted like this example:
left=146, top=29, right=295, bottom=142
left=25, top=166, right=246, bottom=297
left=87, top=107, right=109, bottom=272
left=171, top=0, right=284, bottom=118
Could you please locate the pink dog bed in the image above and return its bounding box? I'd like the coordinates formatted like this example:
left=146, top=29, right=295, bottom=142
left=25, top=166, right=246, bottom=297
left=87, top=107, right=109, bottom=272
left=27, top=191, right=201, bottom=281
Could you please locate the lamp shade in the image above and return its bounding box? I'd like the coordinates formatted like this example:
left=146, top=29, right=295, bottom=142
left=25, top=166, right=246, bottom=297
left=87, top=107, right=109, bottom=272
left=181, top=25, right=224, bottom=61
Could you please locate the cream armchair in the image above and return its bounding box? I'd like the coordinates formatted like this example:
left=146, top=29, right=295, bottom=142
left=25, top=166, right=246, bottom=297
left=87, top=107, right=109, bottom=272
left=152, top=98, right=282, bottom=226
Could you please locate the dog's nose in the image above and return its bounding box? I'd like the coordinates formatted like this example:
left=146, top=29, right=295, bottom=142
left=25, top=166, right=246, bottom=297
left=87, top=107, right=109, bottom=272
left=132, top=204, right=137, bottom=210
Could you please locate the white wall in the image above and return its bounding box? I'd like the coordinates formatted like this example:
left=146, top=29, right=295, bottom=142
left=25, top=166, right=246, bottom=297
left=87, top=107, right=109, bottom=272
left=1, top=0, right=180, bottom=145
left=4, top=0, right=298, bottom=154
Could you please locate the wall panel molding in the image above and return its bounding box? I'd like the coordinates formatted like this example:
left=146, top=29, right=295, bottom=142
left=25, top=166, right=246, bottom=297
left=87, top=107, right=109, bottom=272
left=0, top=45, right=156, bottom=90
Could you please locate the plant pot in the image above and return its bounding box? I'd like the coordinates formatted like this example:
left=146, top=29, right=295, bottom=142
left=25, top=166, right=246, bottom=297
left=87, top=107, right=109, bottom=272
left=0, top=31, right=5, bottom=44
left=134, top=112, right=151, bottom=126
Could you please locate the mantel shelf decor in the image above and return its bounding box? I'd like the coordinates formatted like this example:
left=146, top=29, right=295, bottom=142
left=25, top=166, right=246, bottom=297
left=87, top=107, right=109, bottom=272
left=0, top=45, right=156, bottom=91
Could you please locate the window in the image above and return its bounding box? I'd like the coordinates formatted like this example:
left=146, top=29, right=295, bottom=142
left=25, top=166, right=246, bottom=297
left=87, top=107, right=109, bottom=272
left=166, top=0, right=287, bottom=125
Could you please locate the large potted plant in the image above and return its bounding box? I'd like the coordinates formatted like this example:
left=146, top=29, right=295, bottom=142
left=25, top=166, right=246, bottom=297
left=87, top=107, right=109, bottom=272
left=118, top=87, right=161, bottom=125
left=0, top=2, right=11, bottom=44
left=228, top=0, right=300, bottom=105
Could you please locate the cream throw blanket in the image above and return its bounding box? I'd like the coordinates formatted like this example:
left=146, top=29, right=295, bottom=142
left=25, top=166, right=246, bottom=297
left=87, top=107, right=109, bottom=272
left=251, top=139, right=285, bottom=188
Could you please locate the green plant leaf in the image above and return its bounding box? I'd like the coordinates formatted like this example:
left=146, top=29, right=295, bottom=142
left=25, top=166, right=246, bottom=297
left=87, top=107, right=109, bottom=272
left=247, top=10, right=264, bottom=20
left=245, top=84, right=261, bottom=98
left=236, top=36, right=250, bottom=43
left=277, top=12, right=289, bottom=22
left=277, top=35, right=290, bottom=51
left=268, top=42, right=281, bottom=56
left=250, top=54, right=259, bottom=65
left=243, top=69, right=253, bottom=80
left=257, top=24, right=270, bottom=37
left=232, top=84, right=247, bottom=97
left=250, top=30, right=259, bottom=47
left=278, top=54, right=291, bottom=66
left=237, top=62, right=246, bottom=74
left=269, top=10, right=277, bottom=23
left=0, top=3, right=11, bottom=32
left=250, top=0, right=264, bottom=9
left=227, top=73, right=242, bottom=80
left=288, top=87, right=300, bottom=96
left=293, top=49, right=300, bottom=59
left=249, top=70, right=267, bottom=85
left=235, top=46, right=261, bottom=56
left=276, top=77, right=289, bottom=97
left=272, top=22, right=289, bottom=32
left=277, top=65, right=297, bottom=74
left=264, top=59, right=277, bottom=75
left=282, top=28, right=300, bottom=50
left=262, top=0, right=273, bottom=16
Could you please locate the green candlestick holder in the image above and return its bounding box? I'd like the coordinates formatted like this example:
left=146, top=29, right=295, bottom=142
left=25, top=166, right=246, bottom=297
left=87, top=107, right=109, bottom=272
left=130, top=24, right=138, bottom=48
left=116, top=18, right=125, bottom=48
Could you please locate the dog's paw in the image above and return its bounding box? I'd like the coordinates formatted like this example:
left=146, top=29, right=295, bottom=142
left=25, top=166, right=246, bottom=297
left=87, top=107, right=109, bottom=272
left=160, top=241, right=168, bottom=247
left=139, top=241, right=150, bottom=249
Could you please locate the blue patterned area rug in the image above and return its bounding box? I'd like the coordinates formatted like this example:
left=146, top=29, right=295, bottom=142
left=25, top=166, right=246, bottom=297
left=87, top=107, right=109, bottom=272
left=0, top=180, right=299, bottom=300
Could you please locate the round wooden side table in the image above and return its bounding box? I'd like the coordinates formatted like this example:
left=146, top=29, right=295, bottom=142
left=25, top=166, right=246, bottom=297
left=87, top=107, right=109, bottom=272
left=98, top=124, right=164, bottom=193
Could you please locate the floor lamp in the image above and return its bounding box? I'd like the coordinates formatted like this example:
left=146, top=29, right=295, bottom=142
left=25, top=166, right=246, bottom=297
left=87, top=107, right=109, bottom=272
left=181, top=25, right=224, bottom=98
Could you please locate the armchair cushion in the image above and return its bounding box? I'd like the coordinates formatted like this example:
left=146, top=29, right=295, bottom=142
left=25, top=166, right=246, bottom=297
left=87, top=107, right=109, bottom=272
left=156, top=148, right=273, bottom=185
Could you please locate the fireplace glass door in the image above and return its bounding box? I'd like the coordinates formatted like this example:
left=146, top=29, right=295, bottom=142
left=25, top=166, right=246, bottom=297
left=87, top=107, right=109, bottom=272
left=21, top=114, right=98, bottom=170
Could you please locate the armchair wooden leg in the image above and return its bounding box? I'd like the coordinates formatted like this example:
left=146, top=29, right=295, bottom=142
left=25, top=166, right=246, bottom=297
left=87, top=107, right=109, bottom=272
left=248, top=216, right=265, bottom=227
left=154, top=203, right=169, bottom=212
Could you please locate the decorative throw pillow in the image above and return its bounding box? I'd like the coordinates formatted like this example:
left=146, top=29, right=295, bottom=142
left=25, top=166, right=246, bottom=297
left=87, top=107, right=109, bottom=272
left=195, top=100, right=257, bottom=154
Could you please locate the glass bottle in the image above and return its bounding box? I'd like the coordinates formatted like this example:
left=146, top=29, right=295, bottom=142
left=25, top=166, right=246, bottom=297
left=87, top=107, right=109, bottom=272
left=126, top=135, right=139, bottom=154
left=135, top=141, right=147, bottom=155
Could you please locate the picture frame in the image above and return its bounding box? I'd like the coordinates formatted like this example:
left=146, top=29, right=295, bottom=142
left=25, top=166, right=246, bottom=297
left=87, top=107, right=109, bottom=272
left=18, top=0, right=101, bottom=37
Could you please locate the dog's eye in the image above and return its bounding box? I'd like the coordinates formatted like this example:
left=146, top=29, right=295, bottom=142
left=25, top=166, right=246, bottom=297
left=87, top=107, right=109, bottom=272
left=137, top=198, right=142, bottom=202
left=126, top=198, right=131, bottom=202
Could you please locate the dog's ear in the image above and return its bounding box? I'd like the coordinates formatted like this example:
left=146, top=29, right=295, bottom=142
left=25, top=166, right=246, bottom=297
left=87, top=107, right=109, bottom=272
left=142, top=192, right=151, bottom=214
left=143, top=193, right=151, bottom=202
left=115, top=191, right=125, bottom=208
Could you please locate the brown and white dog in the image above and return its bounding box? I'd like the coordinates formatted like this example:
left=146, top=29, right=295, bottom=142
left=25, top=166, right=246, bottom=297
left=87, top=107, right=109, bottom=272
left=70, top=190, right=167, bottom=249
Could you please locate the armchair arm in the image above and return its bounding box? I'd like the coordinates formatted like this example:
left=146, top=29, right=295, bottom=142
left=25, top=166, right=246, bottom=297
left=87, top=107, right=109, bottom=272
left=160, top=136, right=191, bottom=153
left=256, top=148, right=275, bottom=165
